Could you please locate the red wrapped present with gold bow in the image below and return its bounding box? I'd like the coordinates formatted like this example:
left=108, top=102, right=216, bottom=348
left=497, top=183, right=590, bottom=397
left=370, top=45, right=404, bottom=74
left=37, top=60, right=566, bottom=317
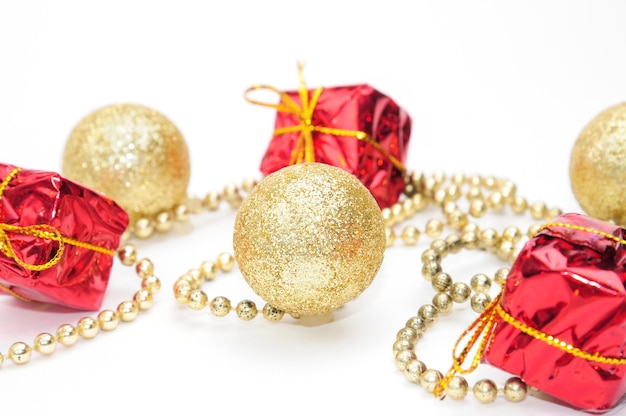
left=438, top=213, right=626, bottom=412
left=0, top=163, right=129, bottom=310
left=246, top=68, right=412, bottom=208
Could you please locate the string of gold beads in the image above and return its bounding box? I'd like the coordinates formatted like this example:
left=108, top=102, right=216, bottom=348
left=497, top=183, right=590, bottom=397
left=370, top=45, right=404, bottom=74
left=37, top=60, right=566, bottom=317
left=0, top=244, right=160, bottom=368
left=126, top=177, right=259, bottom=239
left=393, top=233, right=530, bottom=403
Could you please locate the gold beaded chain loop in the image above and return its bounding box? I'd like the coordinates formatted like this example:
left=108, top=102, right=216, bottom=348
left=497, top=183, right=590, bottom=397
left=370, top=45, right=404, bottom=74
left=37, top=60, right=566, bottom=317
left=393, top=233, right=530, bottom=404
left=0, top=243, right=161, bottom=369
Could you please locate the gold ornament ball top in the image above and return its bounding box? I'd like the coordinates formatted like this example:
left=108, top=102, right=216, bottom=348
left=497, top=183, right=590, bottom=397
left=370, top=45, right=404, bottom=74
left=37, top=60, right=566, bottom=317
left=233, top=163, right=386, bottom=316
left=570, top=102, right=626, bottom=225
left=62, top=103, right=190, bottom=222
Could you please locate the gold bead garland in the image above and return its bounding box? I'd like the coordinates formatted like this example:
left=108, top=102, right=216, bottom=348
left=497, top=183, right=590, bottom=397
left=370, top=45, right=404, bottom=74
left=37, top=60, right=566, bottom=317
left=0, top=243, right=161, bottom=369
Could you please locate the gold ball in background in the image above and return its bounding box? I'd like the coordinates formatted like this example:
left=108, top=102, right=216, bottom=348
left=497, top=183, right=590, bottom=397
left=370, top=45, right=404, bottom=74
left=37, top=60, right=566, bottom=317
left=570, top=102, right=626, bottom=225
left=233, top=163, right=386, bottom=317
left=62, top=103, right=190, bottom=222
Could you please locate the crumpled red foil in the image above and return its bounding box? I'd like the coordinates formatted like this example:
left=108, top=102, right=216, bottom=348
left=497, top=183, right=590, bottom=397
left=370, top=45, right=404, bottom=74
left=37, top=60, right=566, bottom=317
left=0, top=163, right=129, bottom=310
left=483, top=213, right=626, bottom=412
left=257, top=84, right=412, bottom=208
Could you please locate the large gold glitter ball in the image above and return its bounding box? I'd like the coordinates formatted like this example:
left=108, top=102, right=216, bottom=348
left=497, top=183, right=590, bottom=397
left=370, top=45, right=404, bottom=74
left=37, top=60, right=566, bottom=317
left=62, top=103, right=190, bottom=222
left=570, top=102, right=626, bottom=225
left=233, top=163, right=386, bottom=317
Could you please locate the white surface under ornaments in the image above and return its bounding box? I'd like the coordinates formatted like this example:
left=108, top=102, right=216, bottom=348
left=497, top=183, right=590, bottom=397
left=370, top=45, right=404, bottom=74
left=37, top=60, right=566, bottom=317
left=1, top=1, right=626, bottom=415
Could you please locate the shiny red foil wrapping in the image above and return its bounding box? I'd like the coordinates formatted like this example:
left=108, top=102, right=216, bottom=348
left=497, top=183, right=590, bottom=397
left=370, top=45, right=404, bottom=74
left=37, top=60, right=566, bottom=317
left=259, top=84, right=412, bottom=208
left=483, top=213, right=626, bottom=412
left=0, top=164, right=129, bottom=310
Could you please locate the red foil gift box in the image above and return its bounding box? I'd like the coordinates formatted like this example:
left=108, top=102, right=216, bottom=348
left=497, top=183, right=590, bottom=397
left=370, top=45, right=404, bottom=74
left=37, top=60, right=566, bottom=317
left=248, top=74, right=412, bottom=208
left=0, top=164, right=129, bottom=310
left=482, top=213, right=626, bottom=412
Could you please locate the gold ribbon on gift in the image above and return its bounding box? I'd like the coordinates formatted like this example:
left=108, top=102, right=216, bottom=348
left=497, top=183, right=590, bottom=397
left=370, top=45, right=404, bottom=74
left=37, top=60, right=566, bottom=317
left=244, top=63, right=406, bottom=174
left=434, top=223, right=626, bottom=398
left=0, top=167, right=117, bottom=302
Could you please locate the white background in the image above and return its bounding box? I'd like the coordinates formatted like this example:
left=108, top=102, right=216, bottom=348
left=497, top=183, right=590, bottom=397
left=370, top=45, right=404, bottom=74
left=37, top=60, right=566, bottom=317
left=1, top=1, right=625, bottom=415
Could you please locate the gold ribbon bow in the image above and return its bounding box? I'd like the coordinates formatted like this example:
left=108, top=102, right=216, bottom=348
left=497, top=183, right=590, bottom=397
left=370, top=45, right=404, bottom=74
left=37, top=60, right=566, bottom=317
left=435, top=223, right=626, bottom=398
left=0, top=167, right=116, bottom=302
left=244, top=63, right=406, bottom=173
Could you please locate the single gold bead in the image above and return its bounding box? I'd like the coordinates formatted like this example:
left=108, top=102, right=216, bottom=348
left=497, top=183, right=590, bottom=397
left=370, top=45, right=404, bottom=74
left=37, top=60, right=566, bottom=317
left=184, top=195, right=204, bottom=215
left=510, top=195, right=528, bottom=214
left=461, top=231, right=479, bottom=250
left=497, top=240, right=516, bottom=263
left=546, top=207, right=562, bottom=221
left=236, top=300, right=258, bottom=321
left=465, top=185, right=482, bottom=200
left=529, top=201, right=547, bottom=220
left=420, top=369, right=443, bottom=393
left=401, top=225, right=420, bottom=246
left=445, top=234, right=463, bottom=254
left=420, top=248, right=440, bottom=264
left=77, top=317, right=99, bottom=339
left=473, top=379, right=498, bottom=403
left=500, top=180, right=517, bottom=200
left=381, top=207, right=393, bottom=227
left=451, top=171, right=465, bottom=185
left=401, top=198, right=417, bottom=218
left=403, top=359, right=426, bottom=384
left=504, top=377, right=528, bottom=402
left=462, top=222, right=480, bottom=234
left=154, top=211, right=174, bottom=233
left=471, top=293, right=492, bottom=314
left=468, top=174, right=482, bottom=187
left=241, top=177, right=258, bottom=193
left=56, top=324, right=79, bottom=346
left=223, top=183, right=243, bottom=209
left=385, top=227, right=396, bottom=247
left=210, top=296, right=232, bottom=317
left=527, top=223, right=543, bottom=238
left=411, top=193, right=427, bottom=211
left=405, top=316, right=427, bottom=336
left=431, top=272, right=453, bottom=293
left=97, top=310, right=120, bottom=331
left=262, top=304, right=285, bottom=322
left=487, top=191, right=505, bottom=212
left=199, top=260, right=219, bottom=281
left=396, top=327, right=418, bottom=343
left=117, top=244, right=137, bottom=266
left=390, top=202, right=406, bottom=223
left=173, top=204, right=189, bottom=222
left=446, top=375, right=469, bottom=400
left=187, top=289, right=208, bottom=311
left=493, top=268, right=509, bottom=287
left=433, top=189, right=447, bottom=205
left=34, top=333, right=57, bottom=355
left=432, top=292, right=453, bottom=315
left=469, top=199, right=487, bottom=218
left=430, top=239, right=449, bottom=257
left=216, top=252, right=235, bottom=272
left=421, top=261, right=442, bottom=282
left=135, top=258, right=154, bottom=279
left=8, top=342, right=31, bottom=364
left=117, top=301, right=139, bottom=322
left=174, top=280, right=192, bottom=304
left=470, top=273, right=492, bottom=293
left=425, top=218, right=444, bottom=238
left=394, top=349, right=416, bottom=371
left=444, top=184, right=462, bottom=201
left=502, top=226, right=523, bottom=243
left=479, top=227, right=500, bottom=251
left=442, top=201, right=458, bottom=216
left=393, top=338, right=413, bottom=354
left=133, top=218, right=155, bottom=239
left=447, top=210, right=469, bottom=230
left=417, top=304, right=439, bottom=327
left=141, top=275, right=161, bottom=294
left=133, top=288, right=154, bottom=310
left=203, top=190, right=222, bottom=211
left=450, top=281, right=471, bottom=303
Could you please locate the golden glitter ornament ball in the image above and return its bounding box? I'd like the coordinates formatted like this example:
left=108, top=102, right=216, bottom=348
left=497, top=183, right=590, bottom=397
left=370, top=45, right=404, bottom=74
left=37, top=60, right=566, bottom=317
left=62, top=103, right=190, bottom=222
left=233, top=163, right=386, bottom=317
left=570, top=102, right=626, bottom=225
